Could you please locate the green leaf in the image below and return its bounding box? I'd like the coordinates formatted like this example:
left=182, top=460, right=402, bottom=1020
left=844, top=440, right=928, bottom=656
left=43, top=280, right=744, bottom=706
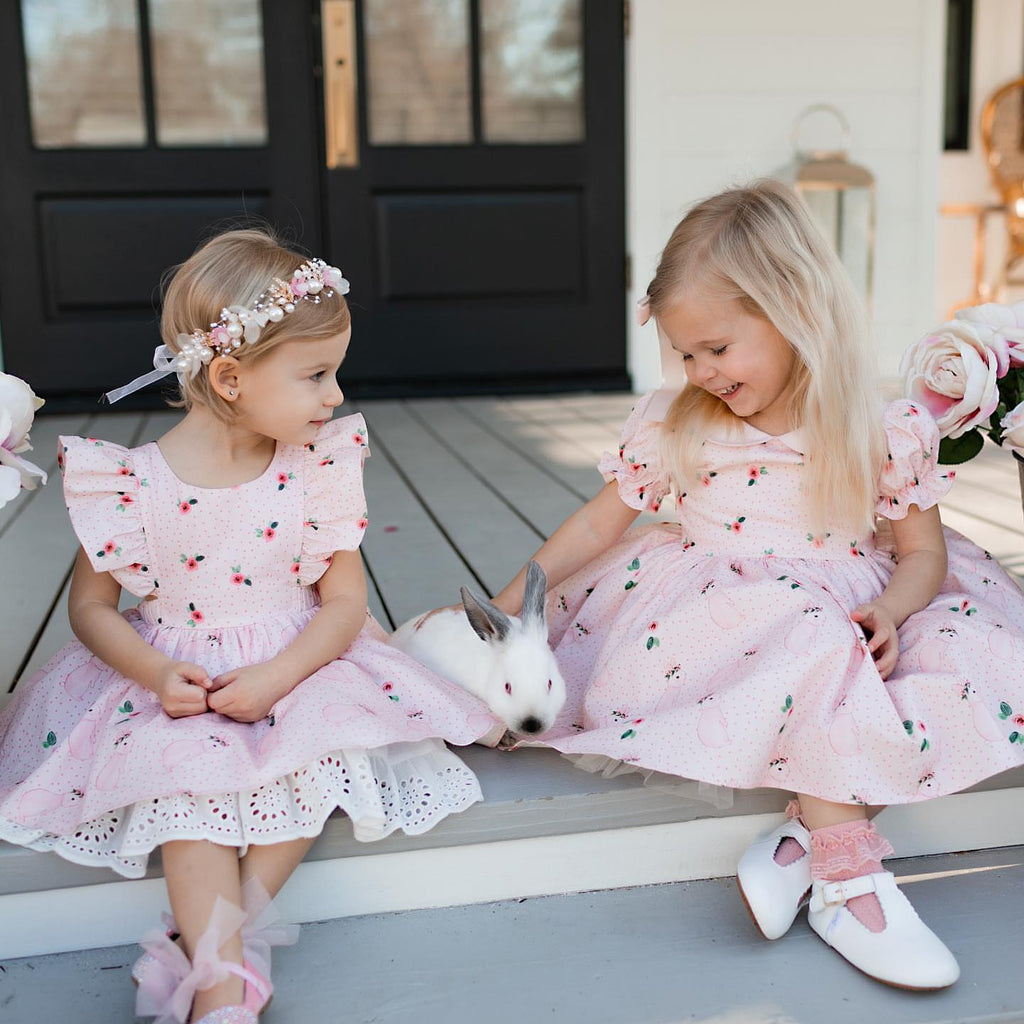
left=624, top=580, right=636, bottom=591
left=1009, top=731, right=1020, bottom=743
left=921, top=738, right=929, bottom=752
left=938, top=430, right=984, bottom=465
left=627, top=557, right=640, bottom=571
left=1000, top=701, right=1013, bottom=717
left=646, top=637, right=654, bottom=650
left=620, top=728, right=635, bottom=740
left=903, top=719, right=914, bottom=735
left=46, top=730, right=56, bottom=746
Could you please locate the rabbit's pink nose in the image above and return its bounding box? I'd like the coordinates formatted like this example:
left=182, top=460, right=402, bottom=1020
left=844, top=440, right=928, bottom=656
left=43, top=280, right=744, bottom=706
left=519, top=716, right=543, bottom=734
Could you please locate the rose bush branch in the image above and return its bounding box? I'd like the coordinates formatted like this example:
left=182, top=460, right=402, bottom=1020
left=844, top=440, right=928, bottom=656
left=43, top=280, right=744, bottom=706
left=0, top=372, right=47, bottom=509
left=900, top=301, right=1024, bottom=464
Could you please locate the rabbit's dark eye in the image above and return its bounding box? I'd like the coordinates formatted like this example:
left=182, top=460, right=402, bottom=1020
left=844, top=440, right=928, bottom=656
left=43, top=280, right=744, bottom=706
left=547, top=679, right=553, bottom=691
left=505, top=682, right=512, bottom=695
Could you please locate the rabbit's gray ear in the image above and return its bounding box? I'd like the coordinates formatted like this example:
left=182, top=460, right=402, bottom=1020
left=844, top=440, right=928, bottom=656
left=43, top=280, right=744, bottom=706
left=521, top=560, right=548, bottom=631
left=460, top=587, right=512, bottom=643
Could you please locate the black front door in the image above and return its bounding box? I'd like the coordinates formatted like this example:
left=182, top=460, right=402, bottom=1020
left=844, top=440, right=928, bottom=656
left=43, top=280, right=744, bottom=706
left=0, top=1, right=323, bottom=405
left=0, top=1, right=625, bottom=403
left=319, top=0, right=626, bottom=393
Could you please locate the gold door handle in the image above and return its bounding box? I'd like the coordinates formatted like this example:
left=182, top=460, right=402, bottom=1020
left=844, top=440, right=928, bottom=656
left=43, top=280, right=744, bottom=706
left=322, top=0, right=358, bottom=168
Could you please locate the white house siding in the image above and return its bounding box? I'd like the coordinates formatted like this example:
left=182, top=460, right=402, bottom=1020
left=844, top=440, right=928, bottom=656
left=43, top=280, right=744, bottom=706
left=626, top=0, right=947, bottom=390
left=937, top=0, right=1024, bottom=320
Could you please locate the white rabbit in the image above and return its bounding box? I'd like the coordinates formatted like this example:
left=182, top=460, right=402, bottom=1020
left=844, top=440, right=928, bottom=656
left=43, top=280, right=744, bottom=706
left=390, top=561, right=566, bottom=739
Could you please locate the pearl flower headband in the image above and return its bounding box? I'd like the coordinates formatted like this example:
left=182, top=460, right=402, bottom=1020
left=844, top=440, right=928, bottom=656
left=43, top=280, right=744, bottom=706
left=104, top=258, right=350, bottom=404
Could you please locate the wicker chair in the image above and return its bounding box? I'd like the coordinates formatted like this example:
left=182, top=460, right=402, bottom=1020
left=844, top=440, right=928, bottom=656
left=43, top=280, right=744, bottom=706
left=980, top=76, right=1024, bottom=294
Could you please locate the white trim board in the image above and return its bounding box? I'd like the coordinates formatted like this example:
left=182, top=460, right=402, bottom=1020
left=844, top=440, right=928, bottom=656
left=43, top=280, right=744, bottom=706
left=2, top=785, right=1022, bottom=961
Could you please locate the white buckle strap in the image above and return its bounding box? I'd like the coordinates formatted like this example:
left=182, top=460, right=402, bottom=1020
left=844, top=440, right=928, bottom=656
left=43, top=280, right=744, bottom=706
left=810, top=871, right=895, bottom=913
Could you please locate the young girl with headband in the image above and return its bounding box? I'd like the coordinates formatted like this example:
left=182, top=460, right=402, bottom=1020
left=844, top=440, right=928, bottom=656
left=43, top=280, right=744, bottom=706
left=486, top=181, right=1024, bottom=989
left=0, top=229, right=498, bottom=1023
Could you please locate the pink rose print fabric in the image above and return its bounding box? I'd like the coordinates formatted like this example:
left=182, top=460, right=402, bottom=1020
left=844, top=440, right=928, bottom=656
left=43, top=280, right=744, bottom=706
left=532, top=395, right=1024, bottom=805
left=0, top=416, right=498, bottom=877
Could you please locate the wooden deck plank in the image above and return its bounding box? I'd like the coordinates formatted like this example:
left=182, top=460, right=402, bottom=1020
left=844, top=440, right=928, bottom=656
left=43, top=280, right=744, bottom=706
left=457, top=396, right=608, bottom=499
left=404, top=398, right=584, bottom=538
left=1, top=413, right=147, bottom=690
left=360, top=401, right=547, bottom=600
left=353, top=406, right=481, bottom=625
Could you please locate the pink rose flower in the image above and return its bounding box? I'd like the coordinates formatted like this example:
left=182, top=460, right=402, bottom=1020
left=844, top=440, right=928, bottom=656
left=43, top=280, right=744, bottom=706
left=0, top=371, right=46, bottom=506
left=955, top=300, right=1024, bottom=369
left=899, top=320, right=1001, bottom=438
left=290, top=275, right=309, bottom=297
left=1000, top=400, right=1024, bottom=457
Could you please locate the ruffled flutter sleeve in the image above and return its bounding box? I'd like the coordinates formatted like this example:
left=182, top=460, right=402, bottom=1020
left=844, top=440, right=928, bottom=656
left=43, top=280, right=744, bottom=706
left=59, top=435, right=155, bottom=596
left=299, top=414, right=370, bottom=584
left=598, top=392, right=672, bottom=512
left=875, top=400, right=954, bottom=520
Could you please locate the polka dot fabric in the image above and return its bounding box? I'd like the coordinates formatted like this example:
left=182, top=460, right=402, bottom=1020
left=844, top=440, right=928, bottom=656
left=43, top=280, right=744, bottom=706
left=533, top=395, right=1024, bottom=805
left=0, top=416, right=500, bottom=876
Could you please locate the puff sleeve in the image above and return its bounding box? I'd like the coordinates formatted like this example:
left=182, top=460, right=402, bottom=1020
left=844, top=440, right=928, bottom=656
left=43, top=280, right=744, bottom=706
left=59, top=435, right=155, bottom=596
left=298, top=414, right=370, bottom=584
left=598, top=391, right=672, bottom=512
left=875, top=400, right=955, bottom=520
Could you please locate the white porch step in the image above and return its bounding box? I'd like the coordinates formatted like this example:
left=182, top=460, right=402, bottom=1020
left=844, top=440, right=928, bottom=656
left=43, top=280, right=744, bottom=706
left=2, top=741, right=1023, bottom=961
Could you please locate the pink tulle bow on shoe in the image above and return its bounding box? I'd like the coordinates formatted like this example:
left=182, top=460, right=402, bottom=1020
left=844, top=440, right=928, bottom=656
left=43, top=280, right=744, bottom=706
left=131, top=911, right=182, bottom=990
left=137, top=896, right=266, bottom=1024
left=239, top=878, right=299, bottom=981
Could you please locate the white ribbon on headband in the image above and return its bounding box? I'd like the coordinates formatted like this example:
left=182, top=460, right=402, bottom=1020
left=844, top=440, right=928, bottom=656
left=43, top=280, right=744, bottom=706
left=103, top=345, right=179, bottom=405
left=635, top=295, right=687, bottom=422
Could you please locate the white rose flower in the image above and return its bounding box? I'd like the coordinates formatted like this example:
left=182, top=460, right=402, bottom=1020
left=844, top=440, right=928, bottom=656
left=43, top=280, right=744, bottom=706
left=1000, top=400, right=1024, bottom=457
left=0, top=372, right=47, bottom=506
left=899, top=320, right=1002, bottom=439
left=955, top=300, right=1024, bottom=368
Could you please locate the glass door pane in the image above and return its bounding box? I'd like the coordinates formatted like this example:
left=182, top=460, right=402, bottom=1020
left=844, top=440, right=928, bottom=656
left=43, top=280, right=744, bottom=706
left=21, top=0, right=146, bottom=148
left=364, top=0, right=472, bottom=145
left=149, top=0, right=268, bottom=146
left=480, top=0, right=583, bottom=144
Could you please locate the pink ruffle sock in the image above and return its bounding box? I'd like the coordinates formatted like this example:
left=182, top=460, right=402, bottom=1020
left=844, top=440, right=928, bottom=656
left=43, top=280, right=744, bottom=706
left=809, top=819, right=895, bottom=933
left=773, top=799, right=808, bottom=867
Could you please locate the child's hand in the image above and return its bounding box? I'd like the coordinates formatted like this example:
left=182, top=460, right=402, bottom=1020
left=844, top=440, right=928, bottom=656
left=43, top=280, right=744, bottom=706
left=156, top=662, right=212, bottom=718
left=207, top=664, right=282, bottom=723
left=850, top=602, right=899, bottom=680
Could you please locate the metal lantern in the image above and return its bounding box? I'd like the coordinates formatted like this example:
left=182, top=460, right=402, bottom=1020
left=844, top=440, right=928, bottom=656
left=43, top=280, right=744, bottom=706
left=787, top=104, right=876, bottom=308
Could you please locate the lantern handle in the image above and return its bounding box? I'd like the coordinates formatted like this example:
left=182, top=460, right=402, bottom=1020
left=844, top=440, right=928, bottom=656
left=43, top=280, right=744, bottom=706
left=791, top=104, right=852, bottom=159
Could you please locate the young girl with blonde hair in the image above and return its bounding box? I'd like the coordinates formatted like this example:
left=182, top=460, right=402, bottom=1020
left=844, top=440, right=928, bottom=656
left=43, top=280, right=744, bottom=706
left=487, top=181, right=1024, bottom=988
left=0, top=229, right=497, bottom=1023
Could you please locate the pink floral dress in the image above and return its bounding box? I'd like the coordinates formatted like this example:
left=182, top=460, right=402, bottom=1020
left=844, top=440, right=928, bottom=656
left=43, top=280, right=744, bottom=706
left=0, top=416, right=498, bottom=877
left=538, top=395, right=1024, bottom=805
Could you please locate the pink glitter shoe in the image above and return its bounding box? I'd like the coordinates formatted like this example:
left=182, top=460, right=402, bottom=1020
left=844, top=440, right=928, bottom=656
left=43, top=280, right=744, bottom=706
left=191, top=1009, right=258, bottom=1024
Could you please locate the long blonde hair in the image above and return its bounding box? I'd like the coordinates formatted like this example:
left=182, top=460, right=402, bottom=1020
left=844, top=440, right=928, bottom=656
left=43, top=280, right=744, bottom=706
left=650, top=180, right=884, bottom=532
left=161, top=228, right=351, bottom=419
